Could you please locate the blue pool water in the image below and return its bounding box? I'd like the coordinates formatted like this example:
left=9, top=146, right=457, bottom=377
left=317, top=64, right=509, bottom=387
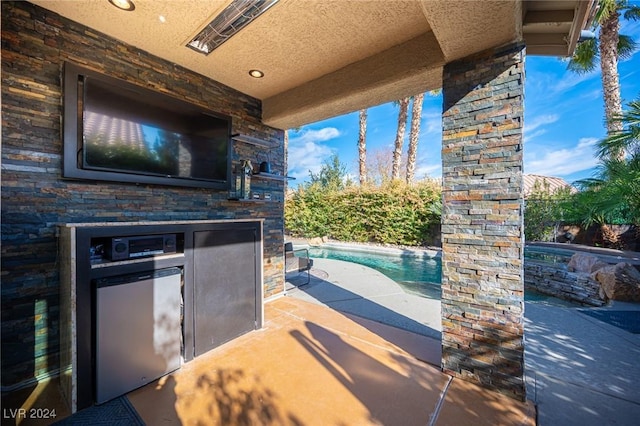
left=308, top=245, right=575, bottom=303
left=308, top=247, right=442, bottom=299
left=524, top=245, right=575, bottom=264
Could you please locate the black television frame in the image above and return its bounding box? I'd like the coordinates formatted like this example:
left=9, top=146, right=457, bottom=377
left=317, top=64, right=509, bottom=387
left=62, top=62, right=232, bottom=190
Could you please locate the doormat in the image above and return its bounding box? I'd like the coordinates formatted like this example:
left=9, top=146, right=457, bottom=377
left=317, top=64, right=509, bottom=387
left=579, top=310, right=640, bottom=334
left=53, top=396, right=144, bottom=425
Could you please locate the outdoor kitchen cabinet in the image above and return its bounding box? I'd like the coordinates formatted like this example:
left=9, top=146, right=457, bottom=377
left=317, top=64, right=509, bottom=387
left=194, top=228, right=260, bottom=356
left=59, top=220, right=263, bottom=413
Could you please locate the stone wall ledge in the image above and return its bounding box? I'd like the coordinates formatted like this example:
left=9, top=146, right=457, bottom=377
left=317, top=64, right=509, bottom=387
left=524, top=260, right=606, bottom=307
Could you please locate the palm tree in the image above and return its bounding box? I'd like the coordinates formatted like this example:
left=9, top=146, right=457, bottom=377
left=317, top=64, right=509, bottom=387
left=568, top=0, right=640, bottom=142
left=391, top=97, right=410, bottom=180
left=358, top=109, right=367, bottom=185
left=406, top=93, right=425, bottom=184
left=573, top=95, right=640, bottom=234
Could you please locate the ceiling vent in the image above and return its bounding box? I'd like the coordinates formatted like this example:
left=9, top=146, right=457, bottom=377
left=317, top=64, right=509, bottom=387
left=187, top=0, right=279, bottom=55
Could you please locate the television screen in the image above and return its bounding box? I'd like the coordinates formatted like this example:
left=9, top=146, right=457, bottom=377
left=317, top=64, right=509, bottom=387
left=63, top=62, right=231, bottom=189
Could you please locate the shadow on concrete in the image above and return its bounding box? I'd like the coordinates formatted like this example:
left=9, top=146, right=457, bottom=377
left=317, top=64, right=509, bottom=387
left=291, top=271, right=438, bottom=335
left=290, top=322, right=442, bottom=425
left=187, top=369, right=304, bottom=426
left=524, top=302, right=640, bottom=425
left=287, top=265, right=442, bottom=365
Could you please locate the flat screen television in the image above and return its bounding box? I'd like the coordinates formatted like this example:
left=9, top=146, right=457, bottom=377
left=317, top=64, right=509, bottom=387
left=63, top=62, right=231, bottom=190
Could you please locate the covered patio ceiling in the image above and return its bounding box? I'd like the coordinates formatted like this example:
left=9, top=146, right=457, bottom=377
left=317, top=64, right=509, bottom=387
left=32, top=0, right=595, bottom=129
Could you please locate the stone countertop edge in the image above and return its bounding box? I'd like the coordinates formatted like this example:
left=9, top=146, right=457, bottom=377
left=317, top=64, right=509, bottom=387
left=57, top=219, right=265, bottom=228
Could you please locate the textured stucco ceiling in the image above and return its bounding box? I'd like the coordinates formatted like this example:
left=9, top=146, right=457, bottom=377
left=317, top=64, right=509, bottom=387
left=30, top=0, right=595, bottom=129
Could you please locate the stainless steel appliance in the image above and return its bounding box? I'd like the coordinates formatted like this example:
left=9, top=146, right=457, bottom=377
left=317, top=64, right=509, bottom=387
left=95, top=267, right=182, bottom=404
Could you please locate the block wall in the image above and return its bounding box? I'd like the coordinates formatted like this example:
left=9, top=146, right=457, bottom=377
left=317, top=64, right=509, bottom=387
left=1, top=1, right=286, bottom=388
left=440, top=43, right=526, bottom=400
left=524, top=261, right=605, bottom=307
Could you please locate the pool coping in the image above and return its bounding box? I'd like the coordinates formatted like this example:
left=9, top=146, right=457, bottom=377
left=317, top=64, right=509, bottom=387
left=290, top=238, right=640, bottom=266
left=289, top=239, right=441, bottom=259
left=528, top=241, right=640, bottom=265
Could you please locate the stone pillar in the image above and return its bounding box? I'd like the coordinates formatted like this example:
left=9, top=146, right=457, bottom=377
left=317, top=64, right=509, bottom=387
left=440, top=42, right=526, bottom=400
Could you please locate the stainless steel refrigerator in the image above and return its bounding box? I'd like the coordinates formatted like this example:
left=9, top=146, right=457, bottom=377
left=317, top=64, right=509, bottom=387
left=95, top=267, right=182, bottom=404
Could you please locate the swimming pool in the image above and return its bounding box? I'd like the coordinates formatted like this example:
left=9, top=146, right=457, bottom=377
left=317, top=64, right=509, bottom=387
left=307, top=245, right=576, bottom=304
left=308, top=246, right=442, bottom=299
left=524, top=245, right=575, bottom=265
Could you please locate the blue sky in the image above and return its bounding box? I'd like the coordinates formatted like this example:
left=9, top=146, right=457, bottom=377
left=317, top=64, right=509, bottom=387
left=287, top=19, right=640, bottom=188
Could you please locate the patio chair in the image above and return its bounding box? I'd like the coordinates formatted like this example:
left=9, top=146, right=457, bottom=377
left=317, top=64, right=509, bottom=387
left=284, top=242, right=313, bottom=286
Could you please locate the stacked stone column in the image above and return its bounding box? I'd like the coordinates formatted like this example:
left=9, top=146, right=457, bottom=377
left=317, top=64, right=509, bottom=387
left=440, top=43, right=526, bottom=400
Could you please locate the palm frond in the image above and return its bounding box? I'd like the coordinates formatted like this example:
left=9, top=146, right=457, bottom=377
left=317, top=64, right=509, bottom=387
left=595, top=0, right=619, bottom=24
left=574, top=176, right=605, bottom=190
left=582, top=156, right=640, bottom=224
left=622, top=5, right=640, bottom=21
left=618, top=34, right=637, bottom=59
left=597, top=98, right=640, bottom=158
left=567, top=38, right=598, bottom=73
left=597, top=129, right=639, bottom=158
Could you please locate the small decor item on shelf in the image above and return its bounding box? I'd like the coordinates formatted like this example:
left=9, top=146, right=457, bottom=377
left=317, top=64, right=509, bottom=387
left=240, top=160, right=253, bottom=199
left=89, top=243, right=104, bottom=262
left=259, top=150, right=272, bottom=174
left=259, top=161, right=271, bottom=173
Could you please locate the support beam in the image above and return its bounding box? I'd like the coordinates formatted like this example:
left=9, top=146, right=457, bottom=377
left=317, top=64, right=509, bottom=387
left=262, top=32, right=444, bottom=130
left=524, top=9, right=574, bottom=25
left=440, top=42, right=526, bottom=400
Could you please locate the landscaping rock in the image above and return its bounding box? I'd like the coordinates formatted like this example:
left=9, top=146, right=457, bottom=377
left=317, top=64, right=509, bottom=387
left=567, top=253, right=608, bottom=274
left=308, top=237, right=324, bottom=246
left=592, top=262, right=640, bottom=302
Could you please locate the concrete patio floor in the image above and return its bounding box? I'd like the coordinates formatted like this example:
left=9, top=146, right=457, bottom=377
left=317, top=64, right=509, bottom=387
left=288, top=257, right=640, bottom=426
left=3, top=278, right=531, bottom=425
left=126, top=295, right=535, bottom=425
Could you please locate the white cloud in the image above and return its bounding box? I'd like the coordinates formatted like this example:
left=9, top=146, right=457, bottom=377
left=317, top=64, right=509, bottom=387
left=525, top=137, right=599, bottom=177
left=290, top=127, right=340, bottom=144
left=415, top=163, right=442, bottom=179
left=525, top=129, right=547, bottom=142
left=421, top=110, right=442, bottom=135
left=287, top=127, right=340, bottom=180
left=620, top=69, right=638, bottom=83
left=551, top=71, right=599, bottom=94
left=524, top=114, right=559, bottom=143
left=525, top=114, right=559, bottom=134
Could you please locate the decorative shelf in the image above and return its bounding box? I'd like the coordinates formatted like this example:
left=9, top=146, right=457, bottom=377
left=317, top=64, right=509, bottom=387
left=232, top=134, right=279, bottom=149
left=252, top=172, right=294, bottom=181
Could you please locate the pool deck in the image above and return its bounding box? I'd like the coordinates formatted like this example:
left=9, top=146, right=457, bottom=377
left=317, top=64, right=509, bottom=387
left=287, top=256, right=640, bottom=426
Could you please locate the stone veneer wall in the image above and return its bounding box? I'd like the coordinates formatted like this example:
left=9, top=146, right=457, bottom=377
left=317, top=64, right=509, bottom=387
left=440, top=43, right=526, bottom=400
left=1, top=1, right=286, bottom=388
left=524, top=261, right=605, bottom=306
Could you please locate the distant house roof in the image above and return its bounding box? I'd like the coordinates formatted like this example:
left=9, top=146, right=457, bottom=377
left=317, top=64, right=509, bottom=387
left=523, top=174, right=577, bottom=199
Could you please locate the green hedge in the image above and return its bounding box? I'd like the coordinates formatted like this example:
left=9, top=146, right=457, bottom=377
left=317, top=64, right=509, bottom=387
left=285, top=180, right=442, bottom=246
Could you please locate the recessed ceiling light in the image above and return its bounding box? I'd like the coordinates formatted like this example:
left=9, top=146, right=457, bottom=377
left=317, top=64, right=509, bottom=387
left=159, top=15, right=166, bottom=23
left=108, top=0, right=135, bottom=11
left=249, top=69, right=264, bottom=78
